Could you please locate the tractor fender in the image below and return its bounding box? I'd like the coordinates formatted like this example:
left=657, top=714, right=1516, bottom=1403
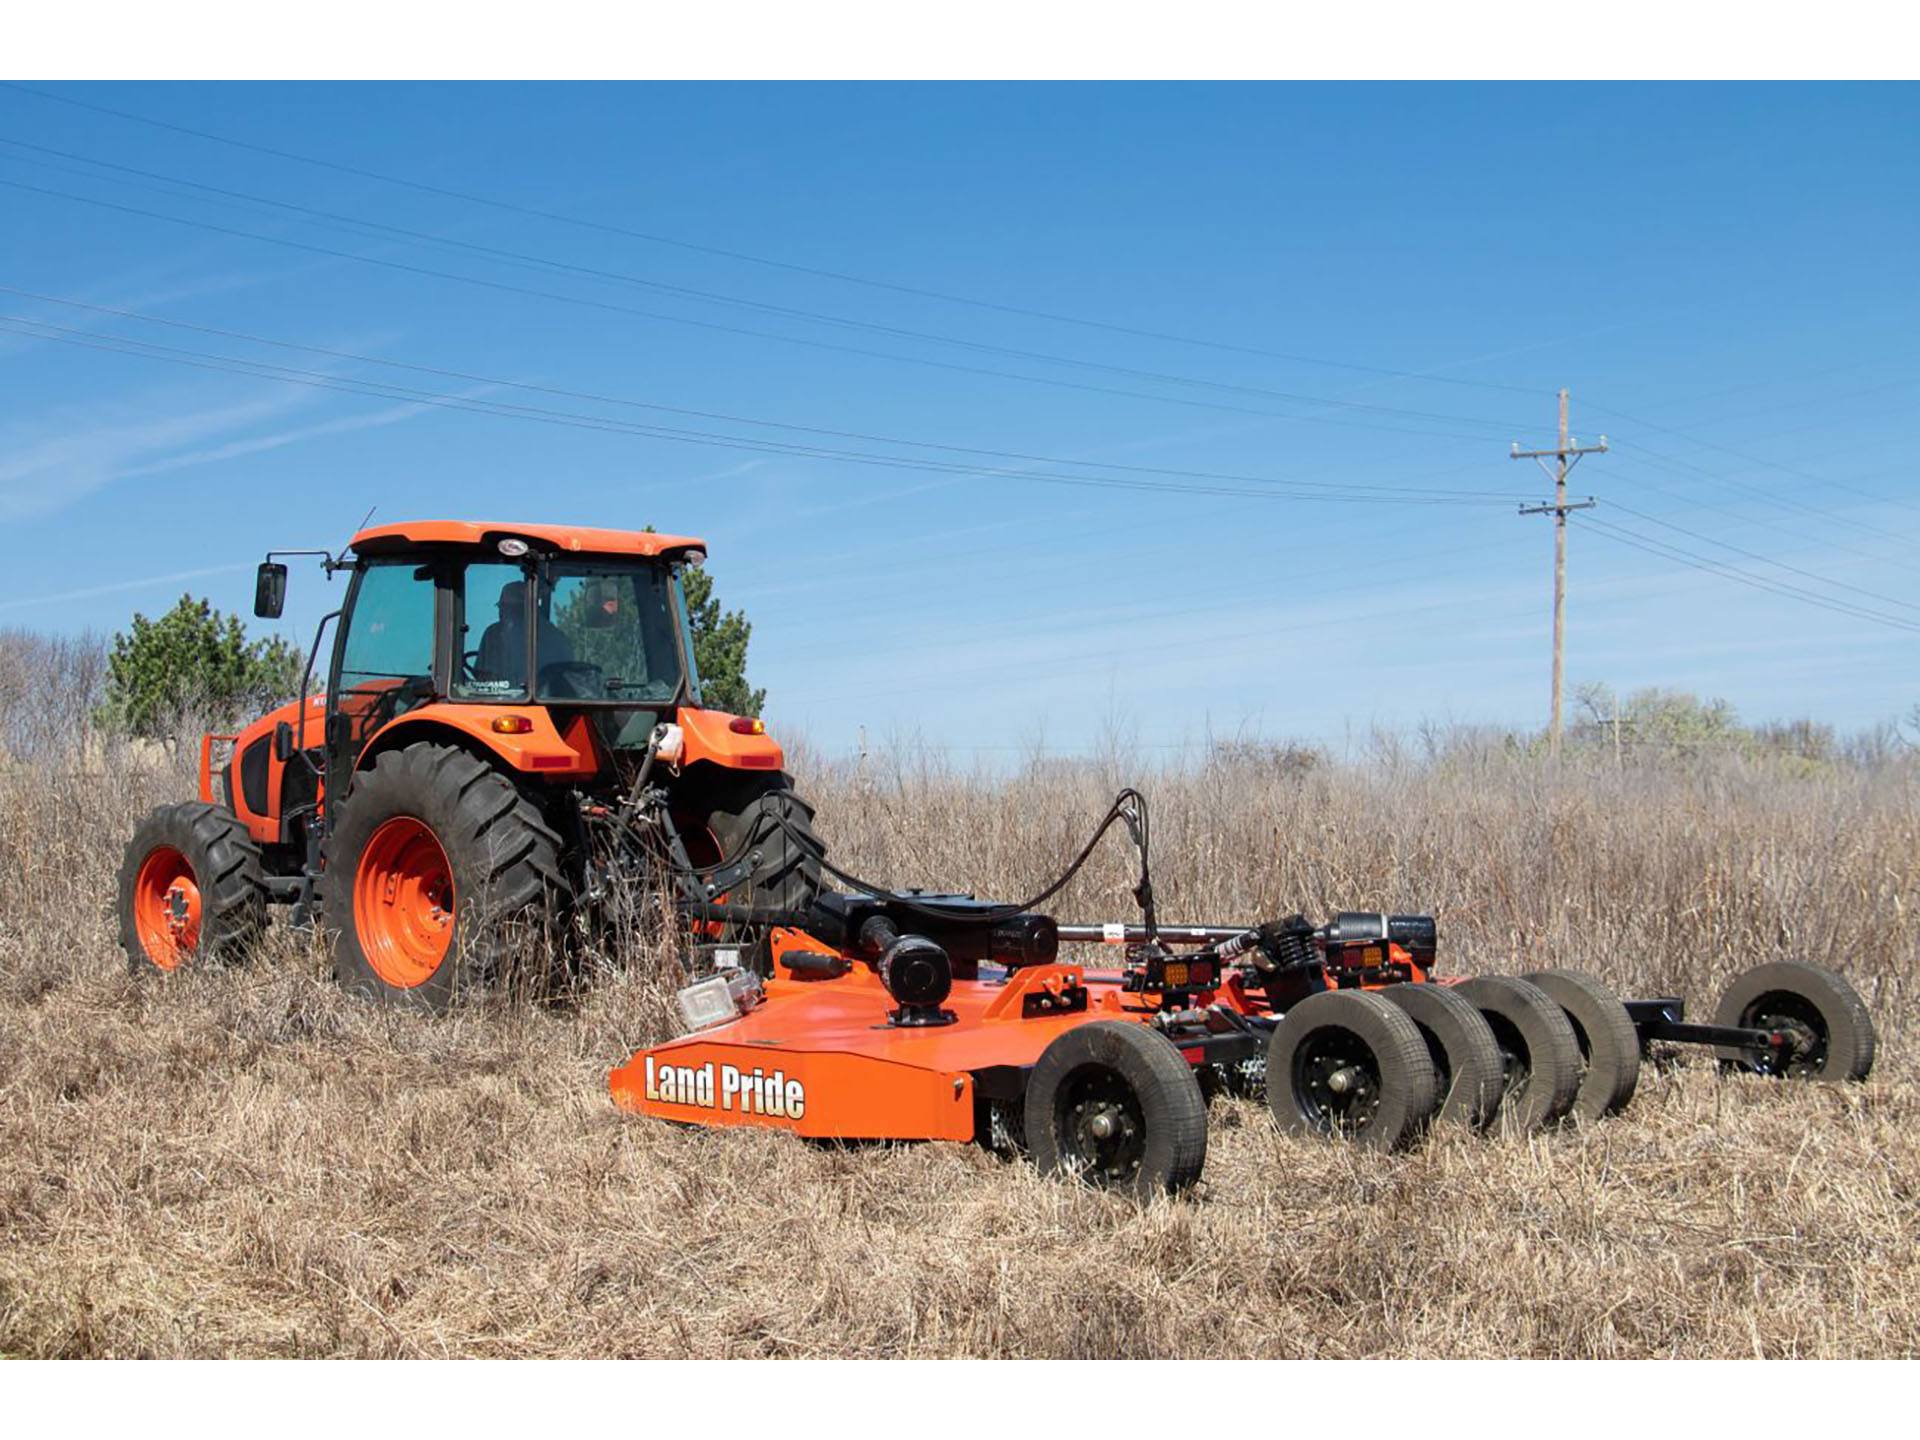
left=676, top=706, right=784, bottom=771
left=356, top=704, right=599, bottom=779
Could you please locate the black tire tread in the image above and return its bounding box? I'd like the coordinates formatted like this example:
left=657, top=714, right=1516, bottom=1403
left=1712, top=959, right=1876, bottom=1082
left=321, top=742, right=569, bottom=1008
left=1457, top=975, right=1583, bottom=1131
left=1267, top=989, right=1439, bottom=1151
left=1378, top=982, right=1505, bottom=1130
left=702, top=771, right=824, bottom=914
left=1025, top=1020, right=1207, bottom=1198
left=1524, top=967, right=1642, bottom=1120
left=117, top=800, right=268, bottom=971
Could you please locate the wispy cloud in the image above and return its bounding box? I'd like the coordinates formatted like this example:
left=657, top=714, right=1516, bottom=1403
left=0, top=387, right=315, bottom=520
left=0, top=378, right=495, bottom=522
left=112, top=392, right=482, bottom=484
left=0, top=560, right=256, bottom=613
left=0, top=261, right=325, bottom=361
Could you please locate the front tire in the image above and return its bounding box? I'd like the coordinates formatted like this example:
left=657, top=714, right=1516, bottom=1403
left=118, top=802, right=267, bottom=972
left=323, top=743, right=568, bottom=1009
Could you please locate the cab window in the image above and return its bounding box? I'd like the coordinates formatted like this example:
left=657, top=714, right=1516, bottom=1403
left=334, top=560, right=438, bottom=740
left=543, top=562, right=682, bottom=702
left=453, top=561, right=533, bottom=700
left=338, top=561, right=436, bottom=692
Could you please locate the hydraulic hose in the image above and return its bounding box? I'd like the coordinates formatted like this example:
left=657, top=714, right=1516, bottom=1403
left=765, top=787, right=1154, bottom=929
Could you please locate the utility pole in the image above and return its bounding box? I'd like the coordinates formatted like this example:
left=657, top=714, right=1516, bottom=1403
left=1512, top=389, right=1606, bottom=757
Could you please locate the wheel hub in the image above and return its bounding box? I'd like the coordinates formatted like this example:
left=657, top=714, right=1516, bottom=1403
left=1751, top=1008, right=1824, bottom=1077
left=1325, top=1064, right=1364, bottom=1094
left=1295, top=1027, right=1384, bottom=1133
left=1059, top=1069, right=1147, bottom=1182
left=164, top=880, right=197, bottom=937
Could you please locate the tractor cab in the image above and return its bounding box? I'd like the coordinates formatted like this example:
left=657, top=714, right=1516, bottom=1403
left=317, top=522, right=706, bottom=771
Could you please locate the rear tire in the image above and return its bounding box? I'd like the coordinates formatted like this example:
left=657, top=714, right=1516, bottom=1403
left=1525, top=969, right=1642, bottom=1120
left=118, top=801, right=267, bottom=972
left=1456, top=976, right=1582, bottom=1131
left=1713, top=960, right=1875, bottom=1081
left=673, top=769, right=826, bottom=960
left=322, top=742, right=569, bottom=1010
left=1025, top=1021, right=1207, bottom=1198
left=1378, top=983, right=1505, bottom=1131
left=1267, top=989, right=1439, bottom=1151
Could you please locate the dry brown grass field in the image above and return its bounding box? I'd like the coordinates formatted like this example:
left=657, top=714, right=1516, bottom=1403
left=2, top=640, right=1916, bottom=1357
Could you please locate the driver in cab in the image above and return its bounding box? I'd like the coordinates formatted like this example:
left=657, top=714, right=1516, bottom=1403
left=476, top=578, right=572, bottom=689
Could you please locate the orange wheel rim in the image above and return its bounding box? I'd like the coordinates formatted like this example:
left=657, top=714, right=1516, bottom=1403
left=133, top=846, right=199, bottom=970
left=354, top=816, right=455, bottom=988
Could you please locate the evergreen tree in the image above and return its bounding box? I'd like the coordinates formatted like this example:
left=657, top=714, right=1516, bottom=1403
left=104, top=594, right=306, bottom=736
left=682, top=564, right=764, bottom=717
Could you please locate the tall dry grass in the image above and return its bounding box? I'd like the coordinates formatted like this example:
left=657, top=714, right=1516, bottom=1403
left=1, top=636, right=1916, bottom=1357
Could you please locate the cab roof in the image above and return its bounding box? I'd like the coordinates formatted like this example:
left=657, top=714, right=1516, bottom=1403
left=349, top=520, right=706, bottom=560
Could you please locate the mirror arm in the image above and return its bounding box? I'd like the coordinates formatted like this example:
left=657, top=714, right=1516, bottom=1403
left=265, top=547, right=345, bottom=574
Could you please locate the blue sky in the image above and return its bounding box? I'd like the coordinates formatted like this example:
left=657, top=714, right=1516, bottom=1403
left=1, top=82, right=1915, bottom=757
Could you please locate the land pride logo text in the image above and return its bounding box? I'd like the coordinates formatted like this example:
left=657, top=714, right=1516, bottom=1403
left=642, top=1056, right=806, bottom=1119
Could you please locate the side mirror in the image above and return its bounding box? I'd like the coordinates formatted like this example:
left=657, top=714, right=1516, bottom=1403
left=254, top=561, right=288, bottom=619
left=273, top=720, right=296, bottom=763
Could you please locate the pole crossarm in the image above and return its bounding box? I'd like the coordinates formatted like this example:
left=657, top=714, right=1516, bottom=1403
left=1511, top=441, right=1609, bottom=459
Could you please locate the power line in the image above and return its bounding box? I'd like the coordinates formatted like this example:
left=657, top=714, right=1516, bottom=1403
left=774, top=589, right=1551, bottom=708
left=0, top=315, right=1518, bottom=509
left=0, top=80, right=1545, bottom=399
left=0, top=172, right=1529, bottom=447
left=1603, top=451, right=1920, bottom=580
left=14, top=86, right=1903, bottom=531
left=1582, top=391, right=1920, bottom=513
left=1574, top=514, right=1920, bottom=635
left=0, top=135, right=1544, bottom=438
left=0, top=287, right=1530, bottom=501
left=761, top=532, right=1522, bottom=671
left=1605, top=437, right=1908, bottom=548
left=1604, top=499, right=1920, bottom=616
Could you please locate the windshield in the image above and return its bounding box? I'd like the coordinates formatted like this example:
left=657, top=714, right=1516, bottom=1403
left=453, top=557, right=686, bottom=704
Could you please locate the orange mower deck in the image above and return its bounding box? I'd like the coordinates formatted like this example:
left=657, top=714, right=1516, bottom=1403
left=610, top=901, right=1879, bottom=1198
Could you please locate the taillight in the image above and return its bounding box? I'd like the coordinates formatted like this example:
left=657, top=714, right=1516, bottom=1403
left=728, top=716, right=766, bottom=735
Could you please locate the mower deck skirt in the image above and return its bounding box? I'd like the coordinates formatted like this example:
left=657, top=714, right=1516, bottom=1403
left=610, top=963, right=1105, bottom=1141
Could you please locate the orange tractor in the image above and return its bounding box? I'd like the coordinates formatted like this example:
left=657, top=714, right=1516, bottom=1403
left=119, top=520, right=823, bottom=1007
left=122, top=519, right=1878, bottom=1198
